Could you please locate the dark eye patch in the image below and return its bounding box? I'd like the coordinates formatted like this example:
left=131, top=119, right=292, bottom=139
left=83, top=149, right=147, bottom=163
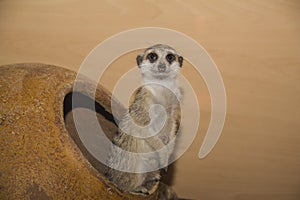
left=166, top=54, right=175, bottom=64
left=147, top=52, right=158, bottom=63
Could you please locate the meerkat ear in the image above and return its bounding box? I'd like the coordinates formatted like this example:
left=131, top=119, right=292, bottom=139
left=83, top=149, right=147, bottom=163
left=136, top=55, right=143, bottom=67
left=178, top=56, right=183, bottom=67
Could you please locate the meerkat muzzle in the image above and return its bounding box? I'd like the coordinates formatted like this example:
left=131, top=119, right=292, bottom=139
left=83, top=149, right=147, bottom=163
left=158, top=63, right=166, bottom=72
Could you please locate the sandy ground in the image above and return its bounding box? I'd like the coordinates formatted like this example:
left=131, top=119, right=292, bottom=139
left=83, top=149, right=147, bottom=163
left=0, top=0, right=300, bottom=199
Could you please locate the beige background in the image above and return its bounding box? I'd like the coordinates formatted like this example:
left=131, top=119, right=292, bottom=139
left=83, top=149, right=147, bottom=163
left=1, top=0, right=300, bottom=199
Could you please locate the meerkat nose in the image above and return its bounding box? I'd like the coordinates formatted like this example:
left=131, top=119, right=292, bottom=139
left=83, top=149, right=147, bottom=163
left=158, top=63, right=166, bottom=72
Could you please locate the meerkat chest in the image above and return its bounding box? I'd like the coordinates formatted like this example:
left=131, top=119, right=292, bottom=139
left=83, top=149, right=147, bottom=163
left=144, top=82, right=181, bottom=104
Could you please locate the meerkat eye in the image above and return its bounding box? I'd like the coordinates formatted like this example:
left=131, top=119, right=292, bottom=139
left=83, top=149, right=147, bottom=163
left=166, top=54, right=175, bottom=63
left=147, top=53, right=158, bottom=63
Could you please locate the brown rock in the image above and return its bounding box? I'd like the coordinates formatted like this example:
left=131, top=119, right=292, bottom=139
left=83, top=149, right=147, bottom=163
left=0, top=63, right=158, bottom=200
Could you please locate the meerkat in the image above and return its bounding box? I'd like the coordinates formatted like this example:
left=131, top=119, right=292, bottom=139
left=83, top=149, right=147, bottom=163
left=106, top=44, right=183, bottom=197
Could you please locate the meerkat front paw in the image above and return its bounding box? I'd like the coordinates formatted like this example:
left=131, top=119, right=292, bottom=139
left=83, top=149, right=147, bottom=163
left=132, top=186, right=150, bottom=195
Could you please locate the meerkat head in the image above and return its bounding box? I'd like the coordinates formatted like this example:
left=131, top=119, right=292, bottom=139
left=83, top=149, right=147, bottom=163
left=136, top=44, right=183, bottom=81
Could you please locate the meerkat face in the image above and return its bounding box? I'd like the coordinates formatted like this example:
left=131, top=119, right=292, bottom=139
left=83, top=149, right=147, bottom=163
left=136, top=44, right=183, bottom=80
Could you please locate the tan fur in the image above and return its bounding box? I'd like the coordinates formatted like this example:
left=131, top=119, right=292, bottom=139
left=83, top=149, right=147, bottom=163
left=106, top=44, right=182, bottom=196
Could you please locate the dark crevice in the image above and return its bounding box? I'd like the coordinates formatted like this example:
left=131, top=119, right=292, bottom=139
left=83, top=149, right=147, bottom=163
left=63, top=92, right=117, bottom=126
left=63, top=92, right=118, bottom=175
